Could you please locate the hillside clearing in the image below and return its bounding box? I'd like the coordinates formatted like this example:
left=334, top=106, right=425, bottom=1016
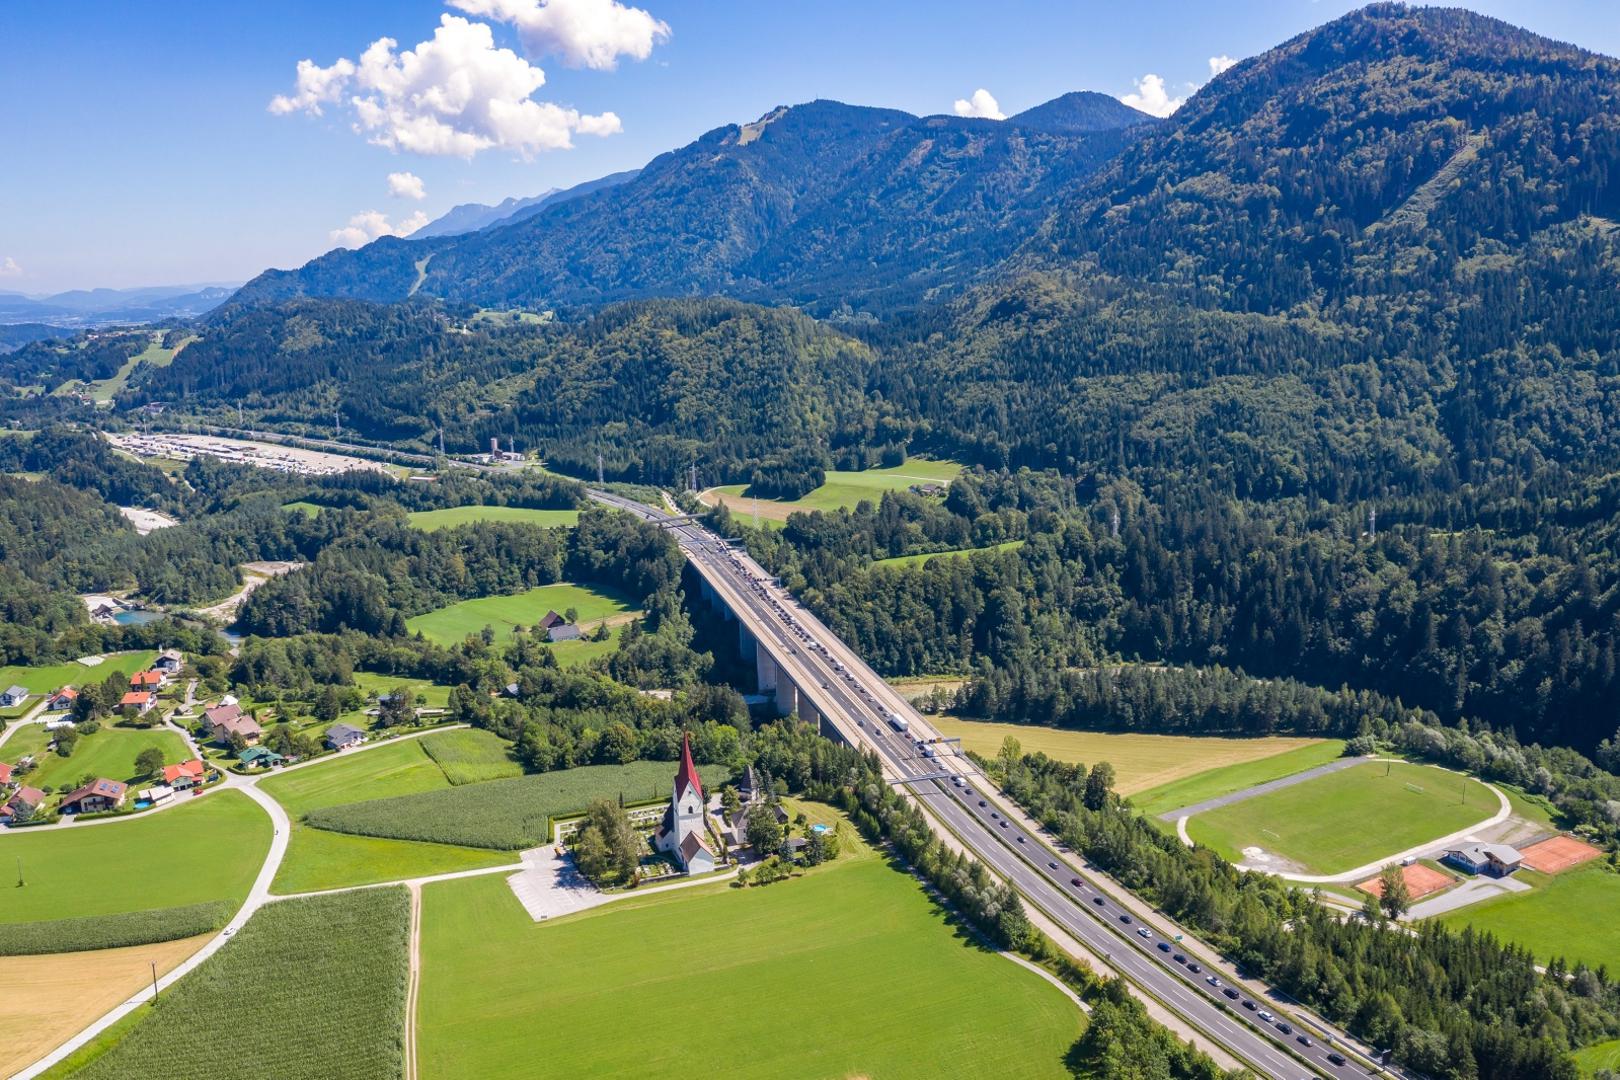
left=406, top=505, right=581, bottom=530
left=404, top=583, right=634, bottom=646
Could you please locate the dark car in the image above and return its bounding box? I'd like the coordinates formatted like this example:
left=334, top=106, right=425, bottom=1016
left=1188, top=963, right=1201, bottom=974
left=1119, top=914, right=1132, bottom=924
left=1070, top=877, right=1083, bottom=887
left=1157, top=941, right=1172, bottom=953
left=1297, top=1035, right=1313, bottom=1048
left=1242, top=999, right=1257, bottom=1011
left=978, top=800, right=987, bottom=807
left=1092, top=896, right=1105, bottom=906
left=1016, top=835, right=1026, bottom=843
left=989, top=811, right=998, bottom=819
left=1327, top=1053, right=1346, bottom=1067
left=1223, top=988, right=1240, bottom=1000
left=1173, top=954, right=1187, bottom=964
left=1048, top=861, right=1058, bottom=870
left=1277, top=1023, right=1293, bottom=1035
left=999, top=820, right=1008, bottom=828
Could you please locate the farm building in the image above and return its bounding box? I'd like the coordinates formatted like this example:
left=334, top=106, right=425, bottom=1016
left=1443, top=843, right=1524, bottom=877
left=325, top=723, right=367, bottom=750
left=1, top=685, right=30, bottom=708
left=546, top=623, right=583, bottom=642
left=59, top=778, right=127, bottom=814
left=537, top=610, right=565, bottom=631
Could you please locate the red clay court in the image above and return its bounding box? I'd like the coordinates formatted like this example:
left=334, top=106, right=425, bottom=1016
left=1356, top=863, right=1454, bottom=900
left=1519, top=834, right=1603, bottom=874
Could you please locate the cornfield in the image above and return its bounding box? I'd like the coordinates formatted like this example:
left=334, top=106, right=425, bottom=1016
left=0, top=901, right=233, bottom=956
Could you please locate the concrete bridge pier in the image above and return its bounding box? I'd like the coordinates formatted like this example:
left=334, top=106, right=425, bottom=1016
left=755, top=648, right=778, bottom=693
left=738, top=621, right=757, bottom=661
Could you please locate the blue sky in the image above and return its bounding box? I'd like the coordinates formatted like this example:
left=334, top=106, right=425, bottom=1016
left=1, top=0, right=1614, bottom=293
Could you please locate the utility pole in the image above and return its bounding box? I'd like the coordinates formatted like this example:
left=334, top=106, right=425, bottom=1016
left=15, top=855, right=21, bottom=887
left=437, top=427, right=445, bottom=455
left=596, top=450, right=605, bottom=486
left=150, top=961, right=159, bottom=1005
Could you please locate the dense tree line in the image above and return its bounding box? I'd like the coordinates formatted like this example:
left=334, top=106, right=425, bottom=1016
left=992, top=752, right=1620, bottom=1080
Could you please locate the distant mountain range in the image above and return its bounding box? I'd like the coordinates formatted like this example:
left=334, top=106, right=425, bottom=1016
left=413, top=169, right=641, bottom=240
left=0, top=284, right=237, bottom=328
left=233, top=91, right=1155, bottom=314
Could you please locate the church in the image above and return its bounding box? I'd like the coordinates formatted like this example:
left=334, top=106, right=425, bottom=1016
left=653, top=733, right=717, bottom=874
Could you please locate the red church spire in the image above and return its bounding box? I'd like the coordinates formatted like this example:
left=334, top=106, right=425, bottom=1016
left=675, top=732, right=703, bottom=803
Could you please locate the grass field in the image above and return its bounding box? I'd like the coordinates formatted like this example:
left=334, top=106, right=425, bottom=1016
left=404, top=583, right=634, bottom=646
left=420, top=728, right=522, bottom=785
left=0, top=934, right=212, bottom=1080
left=23, top=726, right=190, bottom=791
left=930, top=715, right=1331, bottom=797
left=418, top=813, right=1081, bottom=1080
left=1575, top=1038, right=1620, bottom=1077
left=259, top=737, right=517, bottom=894
left=1185, top=760, right=1497, bottom=875
left=307, top=761, right=729, bottom=849
left=0, top=790, right=269, bottom=924
left=407, top=505, right=581, bottom=530
left=68, top=888, right=410, bottom=1080
left=0, top=650, right=159, bottom=719
left=701, top=456, right=962, bottom=525
left=280, top=500, right=325, bottom=517
left=874, top=539, right=1026, bottom=568
left=1130, top=740, right=1351, bottom=818
left=1436, top=866, right=1620, bottom=973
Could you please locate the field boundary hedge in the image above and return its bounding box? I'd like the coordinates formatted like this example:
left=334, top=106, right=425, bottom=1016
left=0, top=900, right=234, bottom=955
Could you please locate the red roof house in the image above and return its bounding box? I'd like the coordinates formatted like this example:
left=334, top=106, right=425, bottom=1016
left=161, top=759, right=207, bottom=789
left=59, top=778, right=127, bottom=814
left=130, top=670, right=163, bottom=689
left=2, top=785, right=45, bottom=821
left=120, top=690, right=157, bottom=715
left=0, top=761, right=12, bottom=786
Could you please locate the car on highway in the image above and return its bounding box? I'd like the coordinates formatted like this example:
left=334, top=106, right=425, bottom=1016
left=1157, top=941, right=1172, bottom=953
left=1173, top=953, right=1186, bottom=964
left=1136, top=927, right=1152, bottom=939
left=1223, top=988, right=1240, bottom=1001
left=1242, top=999, right=1257, bottom=1010
left=1296, top=1035, right=1313, bottom=1048
left=1119, top=914, right=1132, bottom=924
left=1258, top=1010, right=1274, bottom=1023
left=1328, top=1053, right=1346, bottom=1067
left=1276, top=1022, right=1292, bottom=1035
left=1070, top=877, right=1082, bottom=887
left=1092, top=896, right=1105, bottom=906
left=989, top=810, right=997, bottom=818
left=1188, top=963, right=1201, bottom=974
left=999, top=820, right=1008, bottom=828
left=1015, top=835, right=1025, bottom=844
left=1047, top=861, right=1058, bottom=870
left=1206, top=976, right=1222, bottom=988
left=978, top=800, right=987, bottom=807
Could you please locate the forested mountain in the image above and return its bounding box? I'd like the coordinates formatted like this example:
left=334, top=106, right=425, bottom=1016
left=231, top=96, right=1152, bottom=315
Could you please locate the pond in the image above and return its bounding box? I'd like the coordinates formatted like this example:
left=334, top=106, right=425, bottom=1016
left=112, top=610, right=163, bottom=626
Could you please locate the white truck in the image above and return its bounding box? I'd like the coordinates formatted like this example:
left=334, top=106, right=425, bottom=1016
left=887, top=711, right=910, bottom=733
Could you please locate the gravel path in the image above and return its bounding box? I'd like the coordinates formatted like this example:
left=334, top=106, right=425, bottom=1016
left=1158, top=755, right=1372, bottom=821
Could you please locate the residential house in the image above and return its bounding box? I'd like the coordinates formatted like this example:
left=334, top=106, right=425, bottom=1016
left=325, top=723, right=367, bottom=751
left=237, top=746, right=284, bottom=769
left=1443, top=843, right=1524, bottom=877
left=120, top=690, right=157, bottom=716
left=47, top=687, right=77, bottom=710
left=161, top=759, right=207, bottom=791
left=153, top=649, right=184, bottom=674
left=0, top=761, right=12, bottom=789
left=1, top=686, right=30, bottom=708
left=204, top=704, right=262, bottom=746
left=130, top=670, right=164, bottom=691
left=2, top=786, right=45, bottom=823
left=59, top=778, right=127, bottom=814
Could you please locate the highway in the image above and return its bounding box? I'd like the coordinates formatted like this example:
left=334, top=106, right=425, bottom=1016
left=592, top=490, right=1377, bottom=1080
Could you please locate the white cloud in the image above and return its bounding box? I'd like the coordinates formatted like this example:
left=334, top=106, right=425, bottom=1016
left=388, top=171, right=427, bottom=200
left=0, top=257, right=21, bottom=278
left=269, top=57, right=356, bottom=116
left=952, top=88, right=1005, bottom=120
left=329, top=208, right=431, bottom=248
left=270, top=14, right=623, bottom=158
left=1121, top=73, right=1185, bottom=118
left=1209, top=54, right=1238, bottom=77
left=449, top=0, right=669, bottom=70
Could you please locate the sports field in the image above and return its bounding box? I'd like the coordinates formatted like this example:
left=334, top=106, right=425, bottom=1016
left=1436, top=866, right=1620, bottom=973
left=406, top=505, right=582, bottom=530
left=701, top=457, right=962, bottom=525
left=23, top=726, right=190, bottom=791
left=0, top=650, right=159, bottom=719
left=1185, top=761, right=1497, bottom=875
left=0, top=790, right=269, bottom=923
left=874, top=539, right=1025, bottom=568
left=259, top=736, right=517, bottom=893
left=404, top=583, right=633, bottom=646
left=1131, top=740, right=1350, bottom=818
left=930, top=715, right=1330, bottom=797
left=0, top=934, right=212, bottom=1080
left=418, top=817, right=1082, bottom=1079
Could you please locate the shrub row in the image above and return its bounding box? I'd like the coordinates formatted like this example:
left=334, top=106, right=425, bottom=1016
left=0, top=900, right=234, bottom=956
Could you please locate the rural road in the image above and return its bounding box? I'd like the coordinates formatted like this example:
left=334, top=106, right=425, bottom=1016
left=0, top=698, right=51, bottom=751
